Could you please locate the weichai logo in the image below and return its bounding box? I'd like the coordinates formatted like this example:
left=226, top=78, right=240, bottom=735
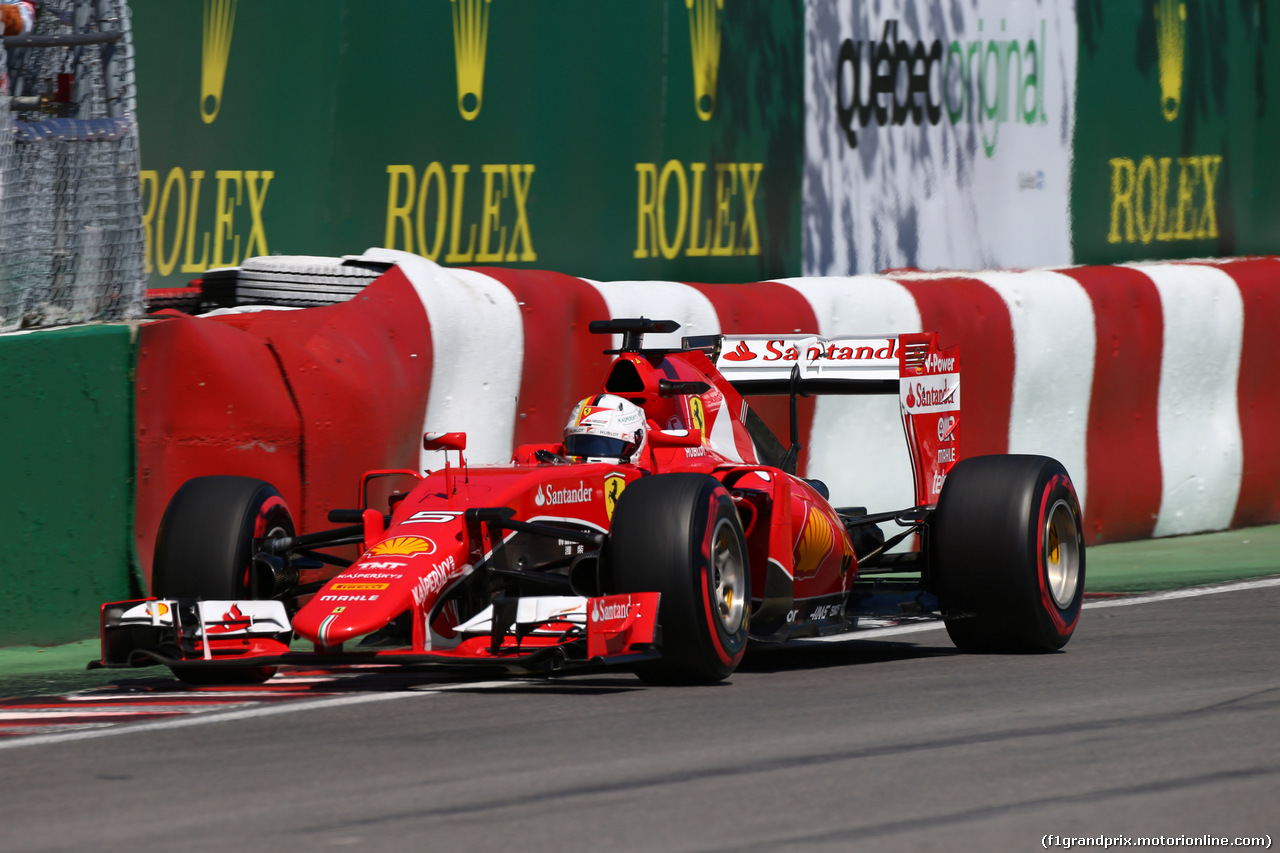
left=452, top=0, right=491, bottom=121
left=835, top=18, right=1048, bottom=158
left=687, top=0, right=724, bottom=120
left=201, top=0, right=236, bottom=124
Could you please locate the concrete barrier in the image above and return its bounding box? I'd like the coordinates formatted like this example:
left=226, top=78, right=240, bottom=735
left=131, top=251, right=1280, bottom=586
left=0, top=324, right=137, bottom=646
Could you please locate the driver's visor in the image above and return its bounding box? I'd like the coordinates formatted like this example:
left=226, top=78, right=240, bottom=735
left=564, top=434, right=633, bottom=460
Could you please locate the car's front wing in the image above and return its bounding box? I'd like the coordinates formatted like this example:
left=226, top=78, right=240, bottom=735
left=91, top=593, right=662, bottom=676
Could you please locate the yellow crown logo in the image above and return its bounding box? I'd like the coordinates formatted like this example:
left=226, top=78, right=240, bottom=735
left=687, top=0, right=724, bottom=121
left=1154, top=0, right=1186, bottom=121
left=201, top=0, right=237, bottom=124
left=452, top=0, right=491, bottom=121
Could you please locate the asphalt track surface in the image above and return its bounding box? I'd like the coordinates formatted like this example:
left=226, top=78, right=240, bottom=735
left=0, top=581, right=1276, bottom=853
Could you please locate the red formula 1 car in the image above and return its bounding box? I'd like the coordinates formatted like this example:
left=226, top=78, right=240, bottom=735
left=95, top=318, right=1085, bottom=685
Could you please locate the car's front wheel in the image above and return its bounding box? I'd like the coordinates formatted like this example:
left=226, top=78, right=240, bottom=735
left=607, top=473, right=751, bottom=683
left=152, top=476, right=295, bottom=684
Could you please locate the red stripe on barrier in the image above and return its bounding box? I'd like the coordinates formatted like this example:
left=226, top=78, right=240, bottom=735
left=468, top=268, right=613, bottom=448
left=219, top=269, right=434, bottom=534
left=1059, top=265, right=1163, bottom=543
left=1217, top=259, right=1280, bottom=528
left=134, top=317, right=303, bottom=588
left=688, top=281, right=820, bottom=472
left=894, top=277, right=1015, bottom=459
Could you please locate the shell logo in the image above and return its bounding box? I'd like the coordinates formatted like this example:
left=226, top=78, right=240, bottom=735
left=793, top=506, right=835, bottom=579
left=367, top=536, right=436, bottom=558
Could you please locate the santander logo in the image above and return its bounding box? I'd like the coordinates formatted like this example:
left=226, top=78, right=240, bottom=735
left=591, top=599, right=632, bottom=623
left=721, top=340, right=757, bottom=361
left=534, top=481, right=593, bottom=507
left=206, top=603, right=247, bottom=634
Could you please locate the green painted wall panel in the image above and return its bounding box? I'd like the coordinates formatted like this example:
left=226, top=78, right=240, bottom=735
left=131, top=0, right=803, bottom=287
left=0, top=325, right=137, bottom=646
left=1071, top=1, right=1279, bottom=263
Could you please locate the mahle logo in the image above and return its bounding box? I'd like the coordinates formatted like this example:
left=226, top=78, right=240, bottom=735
left=201, top=0, right=236, bottom=124
left=452, top=0, right=491, bottom=121
left=688, top=0, right=723, bottom=120
left=1154, top=0, right=1186, bottom=121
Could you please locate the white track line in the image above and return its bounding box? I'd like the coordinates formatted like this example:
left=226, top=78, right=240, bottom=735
left=5, top=579, right=1278, bottom=749
left=793, top=576, right=1280, bottom=643
left=0, top=681, right=508, bottom=752
left=1081, top=576, right=1280, bottom=609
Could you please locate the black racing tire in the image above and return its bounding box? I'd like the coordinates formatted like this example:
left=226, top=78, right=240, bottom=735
left=607, top=473, right=751, bottom=684
left=153, top=476, right=295, bottom=684
left=931, top=455, right=1085, bottom=653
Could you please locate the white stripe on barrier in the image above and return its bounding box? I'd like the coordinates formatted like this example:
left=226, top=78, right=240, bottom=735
left=971, top=270, right=1095, bottom=511
left=777, top=276, right=922, bottom=513
left=579, top=279, right=721, bottom=350
left=1139, top=263, right=1245, bottom=537
left=364, top=250, right=525, bottom=467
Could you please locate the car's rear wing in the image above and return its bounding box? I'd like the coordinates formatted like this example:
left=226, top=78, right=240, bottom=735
left=683, top=332, right=960, bottom=506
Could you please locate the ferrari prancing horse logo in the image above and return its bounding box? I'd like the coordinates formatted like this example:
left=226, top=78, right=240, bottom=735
left=687, top=396, right=705, bottom=434
left=604, top=473, right=627, bottom=520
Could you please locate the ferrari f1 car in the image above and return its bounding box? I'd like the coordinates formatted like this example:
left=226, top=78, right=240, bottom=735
left=95, top=318, right=1085, bottom=685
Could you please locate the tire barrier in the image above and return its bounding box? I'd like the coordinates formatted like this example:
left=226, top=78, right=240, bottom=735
left=132, top=250, right=1280, bottom=589
left=0, top=325, right=136, bottom=645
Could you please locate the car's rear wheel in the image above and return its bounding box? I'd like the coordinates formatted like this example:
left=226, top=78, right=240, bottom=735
left=152, top=476, right=294, bottom=684
left=931, top=455, right=1085, bottom=652
left=607, top=473, right=750, bottom=684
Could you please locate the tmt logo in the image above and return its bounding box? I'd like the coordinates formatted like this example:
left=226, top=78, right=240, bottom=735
left=200, top=0, right=237, bottom=124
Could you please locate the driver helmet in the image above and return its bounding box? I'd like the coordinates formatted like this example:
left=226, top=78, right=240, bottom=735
left=563, top=394, right=648, bottom=464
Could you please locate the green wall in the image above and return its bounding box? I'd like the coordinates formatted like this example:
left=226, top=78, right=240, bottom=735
left=130, top=0, right=803, bottom=287
left=0, top=325, right=138, bottom=646
left=1072, top=1, right=1279, bottom=263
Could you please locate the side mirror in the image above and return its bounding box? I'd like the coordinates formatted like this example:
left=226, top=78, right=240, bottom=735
left=423, top=432, right=467, bottom=451
left=648, top=428, right=703, bottom=448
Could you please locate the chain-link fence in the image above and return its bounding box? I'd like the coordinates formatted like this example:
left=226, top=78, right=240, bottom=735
left=0, top=0, right=144, bottom=332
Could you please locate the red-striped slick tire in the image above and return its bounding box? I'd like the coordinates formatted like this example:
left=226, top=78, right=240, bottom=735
left=607, top=473, right=751, bottom=684
left=931, top=455, right=1086, bottom=653
left=153, top=476, right=295, bottom=684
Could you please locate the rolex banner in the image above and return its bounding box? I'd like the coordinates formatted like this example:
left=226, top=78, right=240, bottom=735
left=802, top=0, right=1077, bottom=275
left=130, top=0, right=803, bottom=288
left=1070, top=2, right=1280, bottom=264
left=130, top=2, right=1278, bottom=288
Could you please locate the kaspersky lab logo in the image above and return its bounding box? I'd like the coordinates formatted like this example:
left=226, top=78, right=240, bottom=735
left=1154, top=0, right=1186, bottom=121
left=688, top=0, right=723, bottom=121
left=201, top=0, right=236, bottom=123
left=452, top=0, right=490, bottom=121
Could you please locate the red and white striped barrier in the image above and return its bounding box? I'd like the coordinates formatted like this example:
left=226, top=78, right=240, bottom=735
left=134, top=250, right=1280, bottom=584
